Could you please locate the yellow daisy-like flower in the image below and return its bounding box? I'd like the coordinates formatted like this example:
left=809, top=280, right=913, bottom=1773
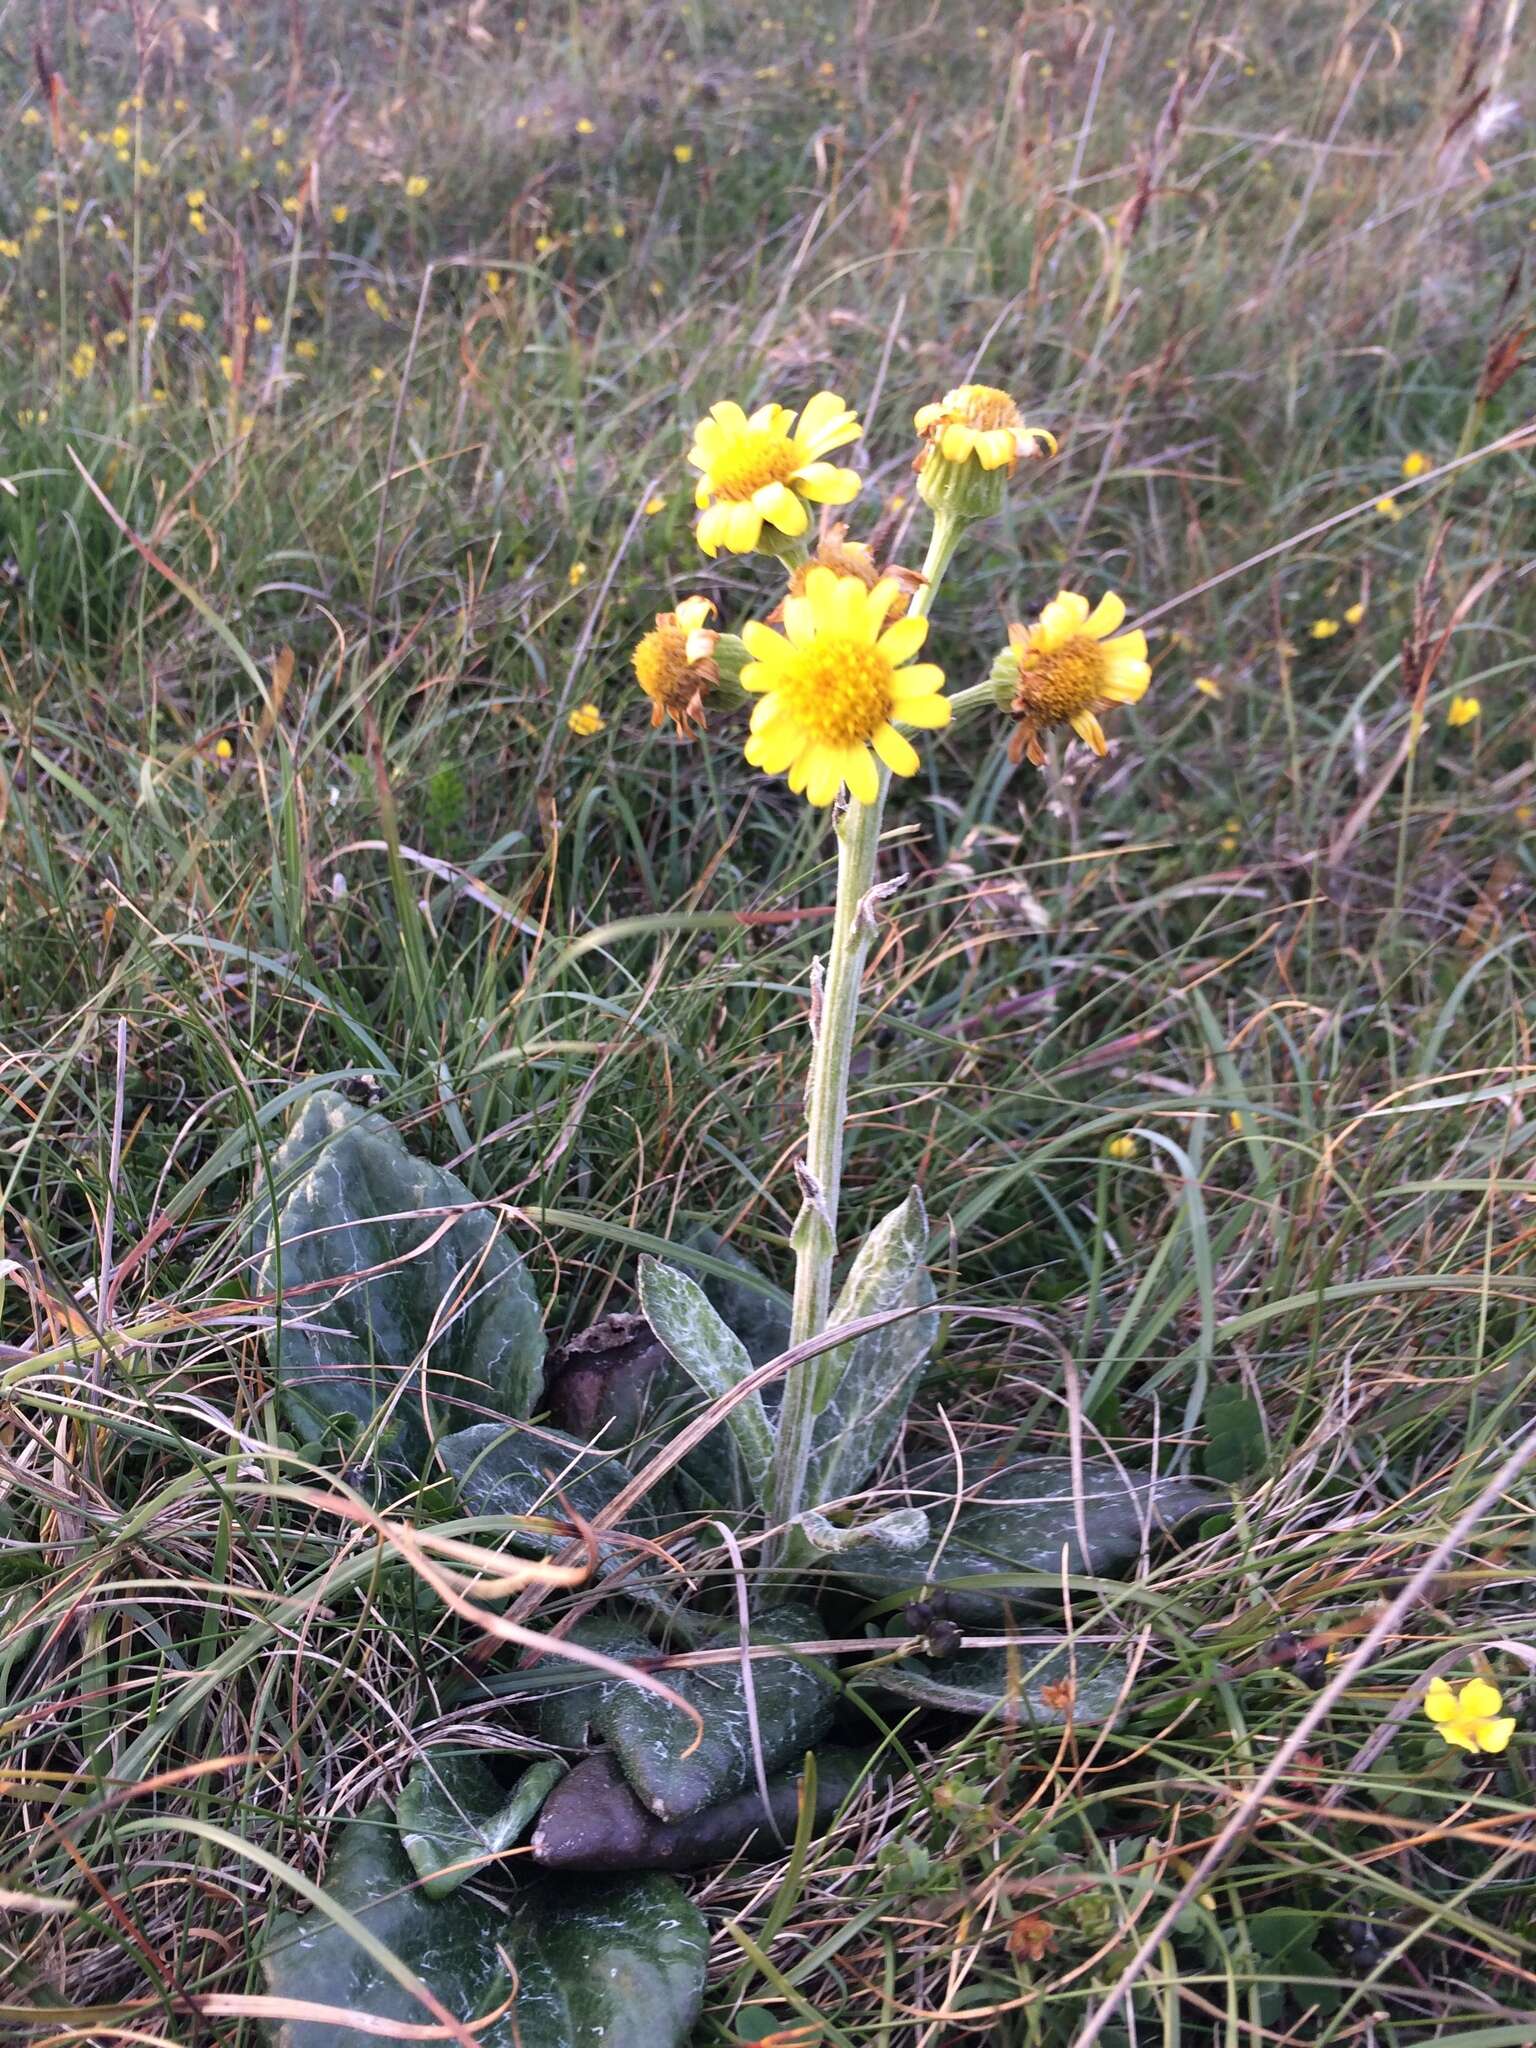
left=567, top=703, right=605, bottom=737
left=1310, top=617, right=1340, bottom=640
left=1000, top=590, right=1151, bottom=767
left=633, top=596, right=720, bottom=738
left=1401, top=449, right=1430, bottom=480
left=688, top=392, right=862, bottom=558
left=1424, top=1675, right=1515, bottom=1754
left=740, top=566, right=948, bottom=806
left=914, top=384, right=1055, bottom=471
left=1447, top=694, right=1481, bottom=728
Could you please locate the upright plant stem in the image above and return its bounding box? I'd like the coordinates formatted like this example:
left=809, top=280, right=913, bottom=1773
left=769, top=512, right=963, bottom=1550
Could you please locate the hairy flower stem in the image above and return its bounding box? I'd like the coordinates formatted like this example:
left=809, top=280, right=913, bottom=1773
left=769, top=511, right=964, bottom=1557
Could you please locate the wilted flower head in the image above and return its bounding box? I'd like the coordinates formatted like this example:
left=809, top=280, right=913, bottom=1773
left=771, top=522, right=923, bottom=623
left=914, top=384, right=1055, bottom=521
left=633, top=596, right=719, bottom=737
left=688, top=393, right=862, bottom=557
left=997, top=590, right=1150, bottom=767
left=740, top=566, right=948, bottom=806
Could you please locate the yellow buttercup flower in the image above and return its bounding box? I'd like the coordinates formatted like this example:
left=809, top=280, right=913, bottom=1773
left=1424, top=1675, right=1514, bottom=1754
left=1343, top=601, right=1365, bottom=626
left=1447, top=694, right=1481, bottom=728
left=633, top=596, right=719, bottom=737
left=1310, top=617, right=1339, bottom=640
left=567, top=703, right=605, bottom=737
left=68, top=341, right=96, bottom=381
left=740, top=566, right=948, bottom=806
left=1401, top=449, right=1430, bottom=480
left=1105, top=1134, right=1137, bottom=1161
left=688, top=392, right=862, bottom=557
left=404, top=174, right=430, bottom=198
left=999, top=590, right=1151, bottom=766
left=673, top=143, right=694, bottom=163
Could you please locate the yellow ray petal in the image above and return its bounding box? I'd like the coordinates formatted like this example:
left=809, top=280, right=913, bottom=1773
left=792, top=460, right=862, bottom=504
left=1070, top=708, right=1108, bottom=755
left=877, top=614, right=929, bottom=665
left=889, top=663, right=946, bottom=700
left=843, top=744, right=879, bottom=804
left=740, top=620, right=786, bottom=663
left=1084, top=591, right=1126, bottom=638
left=754, top=480, right=810, bottom=534
left=894, top=694, right=950, bottom=729
left=872, top=723, right=920, bottom=775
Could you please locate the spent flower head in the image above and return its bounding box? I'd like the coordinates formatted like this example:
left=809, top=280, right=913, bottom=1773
left=688, top=392, right=862, bottom=557
left=740, top=566, right=948, bottom=806
left=771, top=522, right=922, bottom=622
left=997, top=590, right=1150, bottom=766
left=913, top=383, right=1055, bottom=522
left=1424, top=1675, right=1514, bottom=1754
left=633, top=596, right=719, bottom=738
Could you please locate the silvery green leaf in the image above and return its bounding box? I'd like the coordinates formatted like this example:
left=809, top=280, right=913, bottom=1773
left=800, top=1507, right=931, bottom=1554
left=637, top=1258, right=773, bottom=1506
left=596, top=1602, right=836, bottom=1822
left=678, top=1225, right=791, bottom=1369
left=258, top=1804, right=708, bottom=2048
left=396, top=1751, right=564, bottom=1899
left=862, top=1636, right=1127, bottom=1727
left=825, top=1451, right=1215, bottom=1622
left=252, top=1090, right=544, bottom=1467
left=804, top=1188, right=937, bottom=1504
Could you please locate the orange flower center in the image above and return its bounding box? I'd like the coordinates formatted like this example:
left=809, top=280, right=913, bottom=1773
left=953, top=384, right=1021, bottom=432
left=772, top=636, right=893, bottom=746
left=1015, top=634, right=1109, bottom=719
left=707, top=427, right=800, bottom=501
left=634, top=622, right=692, bottom=701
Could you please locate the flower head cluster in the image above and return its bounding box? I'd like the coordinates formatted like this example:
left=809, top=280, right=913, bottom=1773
left=998, top=590, right=1150, bottom=766
left=739, top=567, right=948, bottom=806
left=688, top=392, right=861, bottom=557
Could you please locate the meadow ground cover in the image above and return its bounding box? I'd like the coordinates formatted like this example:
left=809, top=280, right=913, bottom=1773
left=4, top=1, right=1536, bottom=2042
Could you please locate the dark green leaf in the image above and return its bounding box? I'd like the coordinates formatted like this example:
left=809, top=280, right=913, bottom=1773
left=396, top=1752, right=564, bottom=1899
left=524, top=1616, right=667, bottom=1749
left=826, top=1451, right=1214, bottom=1622
left=1201, top=1383, right=1269, bottom=1483
left=438, top=1422, right=673, bottom=1560
left=531, top=1746, right=871, bottom=1870
left=253, top=1091, right=544, bottom=1466
left=860, top=1638, right=1128, bottom=1726
left=804, top=1189, right=937, bottom=1505
left=598, top=1602, right=836, bottom=1821
left=258, top=1805, right=707, bottom=2048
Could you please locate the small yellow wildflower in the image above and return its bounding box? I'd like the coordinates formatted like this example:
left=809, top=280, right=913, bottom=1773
left=137, top=158, right=156, bottom=177
left=567, top=702, right=605, bottom=737
left=331, top=203, right=349, bottom=224
left=1193, top=675, right=1223, bottom=699
left=177, top=310, right=206, bottom=331
left=643, top=495, right=667, bottom=516
left=21, top=107, right=42, bottom=127
left=364, top=284, right=390, bottom=318
left=689, top=391, right=862, bottom=556
left=112, top=124, right=132, bottom=149
left=1447, top=694, right=1481, bottom=728
left=485, top=270, right=502, bottom=294
left=270, top=125, right=288, bottom=147
left=740, top=567, right=949, bottom=805
left=1401, top=449, right=1430, bottom=480
left=251, top=115, right=270, bottom=132
left=673, top=144, right=694, bottom=163
left=61, top=198, right=80, bottom=216
left=0, top=238, right=20, bottom=260
left=294, top=338, right=318, bottom=360
left=173, top=97, right=189, bottom=113
left=914, top=383, right=1055, bottom=475
left=1375, top=495, right=1404, bottom=521
left=188, top=209, right=208, bottom=234
left=218, top=353, right=234, bottom=380
left=281, top=195, right=302, bottom=216
left=33, top=207, right=52, bottom=225
left=369, top=365, right=386, bottom=383
left=1424, top=1676, right=1514, bottom=1755
left=116, top=149, right=131, bottom=164
left=999, top=590, right=1151, bottom=766
left=68, top=340, right=96, bottom=381
left=575, top=118, right=596, bottom=136
left=404, top=174, right=430, bottom=198
left=16, top=408, right=46, bottom=425
left=1515, top=805, right=1534, bottom=826
left=214, top=736, right=235, bottom=761
left=633, top=597, right=719, bottom=737
left=516, top=115, right=530, bottom=130
left=1310, top=617, right=1340, bottom=640
left=568, top=562, right=589, bottom=588
left=185, top=187, right=207, bottom=209
left=1343, top=601, right=1365, bottom=626
left=1105, top=1135, right=1137, bottom=1161
left=274, top=158, right=292, bottom=178
left=253, top=313, right=273, bottom=335
left=610, top=222, right=626, bottom=238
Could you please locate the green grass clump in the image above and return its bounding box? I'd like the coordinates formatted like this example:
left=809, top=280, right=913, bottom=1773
left=4, top=2, right=1536, bottom=2042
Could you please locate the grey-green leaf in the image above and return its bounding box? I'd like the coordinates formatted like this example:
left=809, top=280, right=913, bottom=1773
left=597, top=1602, right=836, bottom=1822
left=258, top=1805, right=707, bottom=2048
left=679, top=1224, right=792, bottom=1368
left=804, top=1188, right=937, bottom=1505
left=396, top=1751, right=564, bottom=1898
left=438, top=1421, right=673, bottom=1557
left=532, top=1746, right=872, bottom=1871
left=826, top=1452, right=1215, bottom=1622
left=637, top=1258, right=773, bottom=1506
left=863, top=1638, right=1127, bottom=1726
left=252, top=1090, right=544, bottom=1466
